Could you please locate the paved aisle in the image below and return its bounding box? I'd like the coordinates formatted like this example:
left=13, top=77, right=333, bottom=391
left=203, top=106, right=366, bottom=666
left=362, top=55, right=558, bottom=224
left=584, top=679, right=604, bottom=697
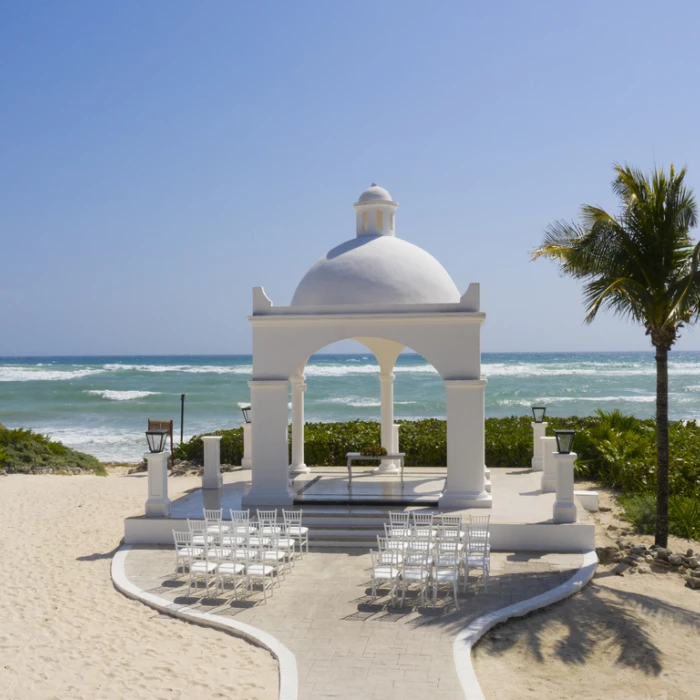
left=125, top=547, right=582, bottom=700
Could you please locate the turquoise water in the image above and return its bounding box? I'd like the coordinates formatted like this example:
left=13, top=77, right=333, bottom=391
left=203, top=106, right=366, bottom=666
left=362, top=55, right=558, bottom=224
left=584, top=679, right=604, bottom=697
left=1, top=352, right=700, bottom=462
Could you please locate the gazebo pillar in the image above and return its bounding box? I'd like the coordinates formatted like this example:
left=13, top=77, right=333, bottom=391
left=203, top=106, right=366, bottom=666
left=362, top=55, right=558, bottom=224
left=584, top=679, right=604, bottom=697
left=289, top=373, right=309, bottom=475
left=439, top=378, right=492, bottom=509
left=376, top=371, right=399, bottom=473
left=242, top=379, right=295, bottom=506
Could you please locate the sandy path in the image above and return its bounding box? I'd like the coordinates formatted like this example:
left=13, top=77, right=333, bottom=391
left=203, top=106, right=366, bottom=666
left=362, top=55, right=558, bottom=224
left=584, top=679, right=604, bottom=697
left=0, top=474, right=277, bottom=700
left=473, top=487, right=700, bottom=699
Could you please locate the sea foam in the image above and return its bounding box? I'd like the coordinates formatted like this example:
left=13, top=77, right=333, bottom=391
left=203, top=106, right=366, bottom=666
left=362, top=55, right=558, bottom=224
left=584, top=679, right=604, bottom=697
left=86, top=390, right=160, bottom=401
left=0, top=367, right=105, bottom=382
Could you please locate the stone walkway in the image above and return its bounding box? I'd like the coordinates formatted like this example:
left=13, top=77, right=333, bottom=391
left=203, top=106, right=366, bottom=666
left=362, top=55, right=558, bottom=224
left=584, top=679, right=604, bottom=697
left=124, top=547, right=583, bottom=699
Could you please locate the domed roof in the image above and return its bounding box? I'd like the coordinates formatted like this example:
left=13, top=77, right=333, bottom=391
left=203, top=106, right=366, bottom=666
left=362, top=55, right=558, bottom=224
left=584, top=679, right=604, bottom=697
left=357, top=183, right=393, bottom=203
left=291, top=235, right=461, bottom=307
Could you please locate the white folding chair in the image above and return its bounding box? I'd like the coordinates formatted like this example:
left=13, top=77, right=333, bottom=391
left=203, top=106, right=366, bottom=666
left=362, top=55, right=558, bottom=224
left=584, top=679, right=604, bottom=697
left=188, top=519, right=214, bottom=548
left=256, top=509, right=278, bottom=531
left=370, top=548, right=400, bottom=603
left=435, top=515, right=465, bottom=540
left=397, top=550, right=431, bottom=607
left=245, top=546, right=276, bottom=603
left=383, top=523, right=410, bottom=548
left=185, top=539, right=217, bottom=597
left=432, top=538, right=461, bottom=609
left=173, top=530, right=202, bottom=574
left=215, top=537, right=247, bottom=599
left=377, top=535, right=404, bottom=562
left=204, top=508, right=228, bottom=534
left=464, top=528, right=490, bottom=592
left=229, top=509, right=253, bottom=535
left=283, top=509, right=309, bottom=556
left=388, top=512, right=410, bottom=528
left=261, top=533, right=287, bottom=583
left=411, top=512, right=436, bottom=539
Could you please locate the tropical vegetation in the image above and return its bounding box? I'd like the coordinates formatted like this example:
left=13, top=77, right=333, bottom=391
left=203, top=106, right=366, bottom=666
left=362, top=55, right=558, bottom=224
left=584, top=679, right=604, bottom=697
left=0, top=427, right=106, bottom=475
left=532, top=164, right=700, bottom=547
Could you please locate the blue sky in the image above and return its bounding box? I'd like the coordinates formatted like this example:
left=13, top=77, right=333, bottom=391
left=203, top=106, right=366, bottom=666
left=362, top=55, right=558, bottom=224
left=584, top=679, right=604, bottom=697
left=2, top=0, right=700, bottom=355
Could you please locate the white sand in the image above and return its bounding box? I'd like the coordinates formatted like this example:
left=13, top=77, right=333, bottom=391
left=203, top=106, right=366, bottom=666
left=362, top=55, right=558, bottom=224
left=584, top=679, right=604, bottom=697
left=473, top=486, right=700, bottom=699
left=0, top=473, right=277, bottom=700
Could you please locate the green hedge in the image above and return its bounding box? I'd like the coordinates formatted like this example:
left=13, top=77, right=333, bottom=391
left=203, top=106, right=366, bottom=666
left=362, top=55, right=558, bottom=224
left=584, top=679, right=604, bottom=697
left=0, top=427, right=106, bottom=475
left=174, top=411, right=700, bottom=499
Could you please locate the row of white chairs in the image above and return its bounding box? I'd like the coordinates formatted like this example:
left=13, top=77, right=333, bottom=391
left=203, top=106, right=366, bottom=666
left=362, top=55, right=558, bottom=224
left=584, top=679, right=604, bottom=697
left=202, top=508, right=309, bottom=555
left=172, top=508, right=309, bottom=601
left=371, top=514, right=491, bottom=608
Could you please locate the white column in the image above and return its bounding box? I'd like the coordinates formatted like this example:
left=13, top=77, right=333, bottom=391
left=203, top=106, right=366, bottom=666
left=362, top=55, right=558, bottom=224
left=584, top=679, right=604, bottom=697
left=540, top=436, right=557, bottom=492
left=553, top=451, right=577, bottom=523
left=242, top=379, right=295, bottom=507
left=375, top=372, right=399, bottom=474
left=242, top=423, right=252, bottom=468
left=145, top=451, right=171, bottom=517
left=202, top=435, right=223, bottom=490
left=439, top=379, right=492, bottom=509
left=531, top=422, right=548, bottom=471
left=392, top=423, right=399, bottom=453
left=289, top=374, right=310, bottom=475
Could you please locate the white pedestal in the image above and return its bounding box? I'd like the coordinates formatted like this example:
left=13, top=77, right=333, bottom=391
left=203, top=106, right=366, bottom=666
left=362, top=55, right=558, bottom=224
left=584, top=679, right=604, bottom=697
left=202, top=435, right=223, bottom=490
left=531, top=421, right=548, bottom=471
left=145, top=451, right=171, bottom=518
left=553, top=452, right=577, bottom=523
left=242, top=423, right=252, bottom=469
left=540, top=437, right=557, bottom=493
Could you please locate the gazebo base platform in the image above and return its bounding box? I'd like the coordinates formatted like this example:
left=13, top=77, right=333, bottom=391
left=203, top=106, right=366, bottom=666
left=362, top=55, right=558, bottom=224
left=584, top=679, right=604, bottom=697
left=124, top=467, right=594, bottom=553
left=291, top=467, right=444, bottom=506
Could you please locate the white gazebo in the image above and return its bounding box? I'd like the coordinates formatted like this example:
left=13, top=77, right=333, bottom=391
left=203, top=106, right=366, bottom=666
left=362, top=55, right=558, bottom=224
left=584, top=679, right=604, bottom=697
left=242, top=184, right=492, bottom=510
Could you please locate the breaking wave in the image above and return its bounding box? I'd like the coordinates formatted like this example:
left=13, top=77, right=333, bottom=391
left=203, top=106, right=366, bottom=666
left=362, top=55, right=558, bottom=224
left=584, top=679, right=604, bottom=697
left=86, top=390, right=160, bottom=401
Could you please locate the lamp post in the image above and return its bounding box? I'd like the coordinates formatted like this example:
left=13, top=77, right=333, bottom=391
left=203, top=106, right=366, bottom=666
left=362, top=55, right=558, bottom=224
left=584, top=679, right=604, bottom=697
left=530, top=406, right=548, bottom=472
left=553, top=429, right=577, bottom=523
left=555, top=430, right=575, bottom=454
left=241, top=404, right=253, bottom=468
left=144, top=430, right=171, bottom=518
left=146, top=429, right=169, bottom=454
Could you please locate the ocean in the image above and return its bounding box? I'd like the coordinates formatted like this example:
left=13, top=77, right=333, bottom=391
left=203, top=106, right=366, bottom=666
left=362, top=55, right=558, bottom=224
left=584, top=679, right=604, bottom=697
left=1, top=352, right=699, bottom=463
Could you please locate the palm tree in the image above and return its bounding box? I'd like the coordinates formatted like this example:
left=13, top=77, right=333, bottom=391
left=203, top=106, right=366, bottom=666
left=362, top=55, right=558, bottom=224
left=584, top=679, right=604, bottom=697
left=532, top=164, right=700, bottom=547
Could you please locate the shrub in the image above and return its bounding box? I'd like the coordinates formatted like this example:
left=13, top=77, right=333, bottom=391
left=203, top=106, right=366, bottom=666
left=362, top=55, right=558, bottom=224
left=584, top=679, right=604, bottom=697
left=0, top=427, right=106, bottom=475
left=621, top=493, right=700, bottom=540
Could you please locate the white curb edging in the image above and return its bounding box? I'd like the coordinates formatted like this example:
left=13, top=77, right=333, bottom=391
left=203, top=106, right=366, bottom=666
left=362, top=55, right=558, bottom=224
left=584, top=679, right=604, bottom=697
left=453, top=550, right=598, bottom=699
left=111, top=545, right=298, bottom=700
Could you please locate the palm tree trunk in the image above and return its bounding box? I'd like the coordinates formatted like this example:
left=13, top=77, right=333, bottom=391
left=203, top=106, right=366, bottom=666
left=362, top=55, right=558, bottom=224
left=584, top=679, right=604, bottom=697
left=655, top=344, right=670, bottom=548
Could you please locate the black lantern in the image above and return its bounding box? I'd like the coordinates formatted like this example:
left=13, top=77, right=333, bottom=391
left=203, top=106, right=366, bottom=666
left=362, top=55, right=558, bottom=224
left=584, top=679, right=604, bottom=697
left=555, top=430, right=575, bottom=454
left=532, top=406, right=547, bottom=423
left=241, top=404, right=251, bottom=424
left=146, top=429, right=169, bottom=453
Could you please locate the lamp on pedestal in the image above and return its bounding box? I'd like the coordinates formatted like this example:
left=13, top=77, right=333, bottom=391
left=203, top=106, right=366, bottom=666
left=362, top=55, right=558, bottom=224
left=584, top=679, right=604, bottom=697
left=553, top=429, right=577, bottom=523
left=144, top=430, right=171, bottom=517
left=555, top=430, right=575, bottom=454
left=146, top=429, right=169, bottom=454
left=530, top=406, right=548, bottom=472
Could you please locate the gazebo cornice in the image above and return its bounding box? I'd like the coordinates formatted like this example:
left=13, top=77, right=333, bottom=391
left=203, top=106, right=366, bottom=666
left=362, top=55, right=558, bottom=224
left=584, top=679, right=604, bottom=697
left=248, top=311, right=486, bottom=327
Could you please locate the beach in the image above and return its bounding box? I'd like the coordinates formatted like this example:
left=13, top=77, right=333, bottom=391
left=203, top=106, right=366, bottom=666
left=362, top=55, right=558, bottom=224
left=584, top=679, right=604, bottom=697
left=0, top=472, right=277, bottom=700
left=473, top=487, right=700, bottom=699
